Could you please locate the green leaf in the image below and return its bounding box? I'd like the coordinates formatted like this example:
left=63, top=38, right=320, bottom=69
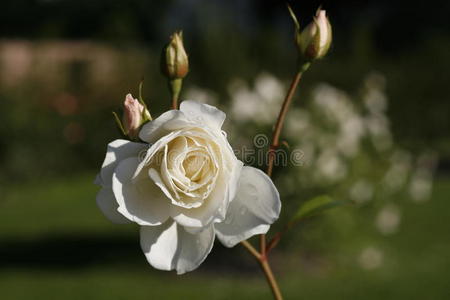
left=290, top=195, right=341, bottom=224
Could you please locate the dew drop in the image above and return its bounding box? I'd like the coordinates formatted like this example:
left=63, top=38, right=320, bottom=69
left=239, top=206, right=248, bottom=215
left=246, top=185, right=258, bottom=202
left=224, top=212, right=233, bottom=224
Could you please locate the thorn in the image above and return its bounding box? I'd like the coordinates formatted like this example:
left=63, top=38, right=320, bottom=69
left=281, top=140, right=290, bottom=149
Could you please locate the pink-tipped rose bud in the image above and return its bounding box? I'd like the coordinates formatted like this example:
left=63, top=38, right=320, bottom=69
left=122, top=93, right=150, bottom=140
left=161, top=31, right=189, bottom=79
left=296, top=9, right=332, bottom=61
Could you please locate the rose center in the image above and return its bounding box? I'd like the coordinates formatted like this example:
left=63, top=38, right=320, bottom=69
left=182, top=153, right=210, bottom=182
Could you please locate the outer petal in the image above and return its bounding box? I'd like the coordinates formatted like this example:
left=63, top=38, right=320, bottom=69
left=215, top=166, right=281, bottom=247
left=98, top=139, right=147, bottom=187
left=180, top=100, right=226, bottom=130
left=140, top=221, right=215, bottom=274
left=94, top=174, right=103, bottom=185
left=96, top=187, right=131, bottom=224
left=112, top=157, right=170, bottom=226
left=139, top=110, right=190, bottom=144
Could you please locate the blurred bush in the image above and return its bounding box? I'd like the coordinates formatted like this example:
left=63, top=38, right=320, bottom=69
left=0, top=1, right=448, bottom=184
left=186, top=70, right=437, bottom=260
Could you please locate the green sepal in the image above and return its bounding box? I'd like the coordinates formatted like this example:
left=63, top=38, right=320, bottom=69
left=138, top=80, right=152, bottom=121
left=112, top=111, right=127, bottom=136
left=286, top=4, right=300, bottom=31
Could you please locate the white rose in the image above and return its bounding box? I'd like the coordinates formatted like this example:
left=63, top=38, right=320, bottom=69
left=95, top=100, right=281, bottom=274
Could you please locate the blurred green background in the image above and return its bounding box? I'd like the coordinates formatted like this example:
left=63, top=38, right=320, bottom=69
left=1, top=0, right=449, bottom=299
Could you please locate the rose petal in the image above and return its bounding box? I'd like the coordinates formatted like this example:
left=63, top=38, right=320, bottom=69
left=170, top=161, right=243, bottom=231
left=140, top=221, right=215, bottom=274
left=139, top=110, right=191, bottom=144
left=180, top=100, right=226, bottom=130
left=98, top=139, right=147, bottom=187
left=112, top=157, right=170, bottom=226
left=96, top=187, right=131, bottom=224
left=215, top=166, right=281, bottom=247
left=94, top=174, right=103, bottom=185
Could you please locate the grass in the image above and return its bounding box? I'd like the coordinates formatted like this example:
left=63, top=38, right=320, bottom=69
left=1, top=174, right=449, bottom=299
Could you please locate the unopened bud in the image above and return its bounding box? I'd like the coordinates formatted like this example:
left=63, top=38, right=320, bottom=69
left=297, top=9, right=332, bottom=61
left=122, top=93, right=150, bottom=139
left=288, top=5, right=332, bottom=62
left=161, top=31, right=189, bottom=79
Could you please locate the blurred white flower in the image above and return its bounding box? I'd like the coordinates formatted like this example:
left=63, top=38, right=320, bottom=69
left=229, top=79, right=261, bottom=122
left=229, top=72, right=284, bottom=124
left=408, top=151, right=438, bottom=203
left=254, top=72, right=285, bottom=104
left=315, top=150, right=347, bottom=183
left=294, top=142, right=315, bottom=169
left=337, top=115, right=365, bottom=157
left=409, top=175, right=432, bottom=203
left=312, top=84, right=356, bottom=125
left=363, top=71, right=388, bottom=115
left=375, top=204, right=401, bottom=235
left=364, top=72, right=386, bottom=91
left=184, top=86, right=218, bottom=106
left=364, top=89, right=387, bottom=115
left=350, top=180, right=374, bottom=204
left=365, top=115, right=393, bottom=151
left=227, top=72, right=435, bottom=234
left=382, top=150, right=412, bottom=192
left=285, top=108, right=310, bottom=138
left=358, top=246, right=383, bottom=270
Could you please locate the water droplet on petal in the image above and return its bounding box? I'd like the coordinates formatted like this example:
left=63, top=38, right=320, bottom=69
left=239, top=206, right=247, bottom=215
left=246, top=185, right=259, bottom=202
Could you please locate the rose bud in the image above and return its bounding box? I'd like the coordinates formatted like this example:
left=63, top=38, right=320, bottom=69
left=122, top=93, right=151, bottom=140
left=161, top=31, right=189, bottom=79
left=296, top=9, right=332, bottom=61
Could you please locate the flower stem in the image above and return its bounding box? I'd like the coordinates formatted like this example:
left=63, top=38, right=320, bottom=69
left=267, top=64, right=308, bottom=177
left=240, top=241, right=283, bottom=300
left=169, top=78, right=182, bottom=110
left=259, top=256, right=283, bottom=300
left=241, top=63, right=308, bottom=299
left=254, top=62, right=309, bottom=299
left=241, top=240, right=261, bottom=260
